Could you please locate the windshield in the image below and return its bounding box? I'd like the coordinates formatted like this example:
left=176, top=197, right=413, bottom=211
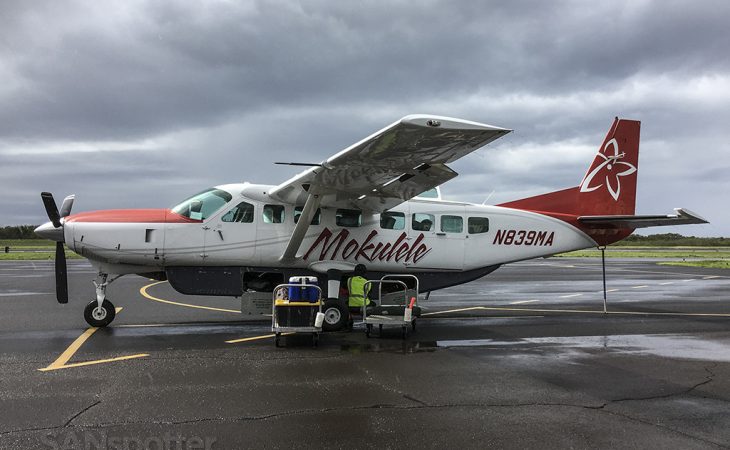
left=171, top=188, right=232, bottom=220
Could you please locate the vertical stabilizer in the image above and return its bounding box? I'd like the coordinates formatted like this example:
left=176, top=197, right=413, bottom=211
left=498, top=118, right=641, bottom=217
left=577, top=118, right=640, bottom=215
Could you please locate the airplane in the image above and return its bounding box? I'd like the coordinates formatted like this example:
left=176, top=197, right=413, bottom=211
left=35, top=115, right=708, bottom=330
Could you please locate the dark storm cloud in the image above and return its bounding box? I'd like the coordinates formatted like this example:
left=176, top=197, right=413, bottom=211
left=1, top=0, right=728, bottom=236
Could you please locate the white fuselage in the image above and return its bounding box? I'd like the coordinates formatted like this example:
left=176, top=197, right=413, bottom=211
left=64, top=183, right=597, bottom=276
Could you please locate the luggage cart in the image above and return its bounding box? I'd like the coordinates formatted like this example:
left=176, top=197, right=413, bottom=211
left=361, top=278, right=417, bottom=339
left=381, top=274, right=420, bottom=322
left=272, top=283, right=323, bottom=347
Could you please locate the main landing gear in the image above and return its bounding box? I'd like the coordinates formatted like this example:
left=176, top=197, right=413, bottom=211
left=83, top=273, right=122, bottom=327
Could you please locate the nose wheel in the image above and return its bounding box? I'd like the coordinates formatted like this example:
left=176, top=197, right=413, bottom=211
left=83, top=299, right=116, bottom=327
left=82, top=272, right=121, bottom=327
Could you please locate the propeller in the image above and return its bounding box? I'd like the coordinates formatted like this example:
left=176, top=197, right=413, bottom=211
left=37, top=192, right=75, bottom=304
left=55, top=241, right=68, bottom=304
left=41, top=192, right=62, bottom=228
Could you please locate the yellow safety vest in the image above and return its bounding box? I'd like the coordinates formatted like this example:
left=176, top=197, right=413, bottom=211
left=347, top=276, right=371, bottom=307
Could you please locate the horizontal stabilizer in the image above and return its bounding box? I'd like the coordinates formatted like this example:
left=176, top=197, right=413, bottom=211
left=578, top=208, right=708, bottom=229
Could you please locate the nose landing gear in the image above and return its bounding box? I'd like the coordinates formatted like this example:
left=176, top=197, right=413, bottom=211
left=83, top=273, right=122, bottom=327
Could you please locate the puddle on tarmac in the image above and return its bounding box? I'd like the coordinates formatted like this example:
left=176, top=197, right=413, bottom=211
left=436, top=334, right=730, bottom=362
left=340, top=341, right=438, bottom=354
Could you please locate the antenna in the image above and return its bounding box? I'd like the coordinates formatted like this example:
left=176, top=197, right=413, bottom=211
left=274, top=162, right=324, bottom=167
left=482, top=190, right=495, bottom=205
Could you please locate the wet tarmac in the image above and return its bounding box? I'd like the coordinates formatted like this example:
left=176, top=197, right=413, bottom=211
left=0, top=259, right=729, bottom=449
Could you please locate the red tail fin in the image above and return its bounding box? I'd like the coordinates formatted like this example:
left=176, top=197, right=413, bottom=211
left=498, top=118, right=641, bottom=217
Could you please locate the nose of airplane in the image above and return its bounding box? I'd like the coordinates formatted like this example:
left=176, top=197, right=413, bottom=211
left=35, top=221, right=64, bottom=242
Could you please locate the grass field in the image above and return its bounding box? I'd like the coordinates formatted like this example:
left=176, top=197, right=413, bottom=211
left=557, top=248, right=730, bottom=259
left=556, top=246, right=730, bottom=269
left=0, top=240, right=82, bottom=260
left=658, top=260, right=730, bottom=269
left=0, top=239, right=55, bottom=249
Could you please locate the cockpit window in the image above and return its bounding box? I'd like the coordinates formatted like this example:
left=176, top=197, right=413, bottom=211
left=171, top=188, right=232, bottom=220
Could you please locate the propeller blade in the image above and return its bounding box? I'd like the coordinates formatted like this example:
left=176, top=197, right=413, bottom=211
left=59, top=194, right=75, bottom=218
left=41, top=192, right=62, bottom=228
left=55, top=242, right=68, bottom=304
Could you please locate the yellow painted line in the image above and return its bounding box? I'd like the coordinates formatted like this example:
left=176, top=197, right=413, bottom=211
left=703, top=276, right=720, bottom=280
left=560, top=293, right=583, bottom=298
left=424, top=305, right=730, bottom=319
left=682, top=279, right=696, bottom=282
left=140, top=281, right=240, bottom=314
left=38, top=307, right=145, bottom=372
left=478, top=306, right=730, bottom=318
left=510, top=299, right=540, bottom=305
left=659, top=282, right=674, bottom=285
left=40, top=306, right=124, bottom=370
left=226, top=332, right=295, bottom=344
left=421, top=306, right=487, bottom=316
left=39, top=354, right=149, bottom=371
left=43, top=327, right=99, bottom=370
left=632, top=285, right=649, bottom=289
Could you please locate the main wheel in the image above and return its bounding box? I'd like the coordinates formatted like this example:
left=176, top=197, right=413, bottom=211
left=322, top=299, right=349, bottom=331
left=83, top=299, right=116, bottom=327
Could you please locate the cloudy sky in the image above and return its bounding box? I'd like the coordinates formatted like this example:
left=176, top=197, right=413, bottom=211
left=2, top=0, right=728, bottom=236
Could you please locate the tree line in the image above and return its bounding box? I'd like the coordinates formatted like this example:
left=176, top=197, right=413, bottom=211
left=0, top=225, right=39, bottom=239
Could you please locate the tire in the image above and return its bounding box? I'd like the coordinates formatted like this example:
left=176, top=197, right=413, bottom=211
left=322, top=299, right=349, bottom=331
left=275, top=333, right=281, bottom=348
left=83, top=299, right=116, bottom=327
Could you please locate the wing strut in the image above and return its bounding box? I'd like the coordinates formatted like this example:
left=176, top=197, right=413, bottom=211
left=280, top=192, right=322, bottom=263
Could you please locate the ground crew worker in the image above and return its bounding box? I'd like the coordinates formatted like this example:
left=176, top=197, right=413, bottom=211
left=347, top=264, right=373, bottom=327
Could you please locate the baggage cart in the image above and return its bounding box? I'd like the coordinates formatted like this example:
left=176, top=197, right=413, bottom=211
left=361, top=276, right=419, bottom=339
left=272, top=282, right=323, bottom=347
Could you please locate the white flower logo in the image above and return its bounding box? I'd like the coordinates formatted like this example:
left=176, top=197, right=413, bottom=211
left=579, top=138, right=637, bottom=201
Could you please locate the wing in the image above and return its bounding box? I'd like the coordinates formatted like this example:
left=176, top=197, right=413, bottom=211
left=270, top=114, right=511, bottom=212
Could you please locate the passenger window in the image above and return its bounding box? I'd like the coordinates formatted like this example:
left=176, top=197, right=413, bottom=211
left=412, top=213, right=434, bottom=231
left=380, top=211, right=405, bottom=230
left=221, top=202, right=254, bottom=223
left=468, top=217, right=490, bottom=234
left=294, top=206, right=321, bottom=225
left=336, top=209, right=362, bottom=227
left=441, top=215, right=463, bottom=233
left=263, top=205, right=285, bottom=224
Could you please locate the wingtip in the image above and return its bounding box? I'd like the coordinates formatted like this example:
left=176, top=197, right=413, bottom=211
left=675, top=208, right=709, bottom=224
left=401, top=114, right=511, bottom=132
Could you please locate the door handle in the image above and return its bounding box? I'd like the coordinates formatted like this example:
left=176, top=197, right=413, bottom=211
left=217, top=230, right=224, bottom=241
left=436, top=232, right=446, bottom=236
